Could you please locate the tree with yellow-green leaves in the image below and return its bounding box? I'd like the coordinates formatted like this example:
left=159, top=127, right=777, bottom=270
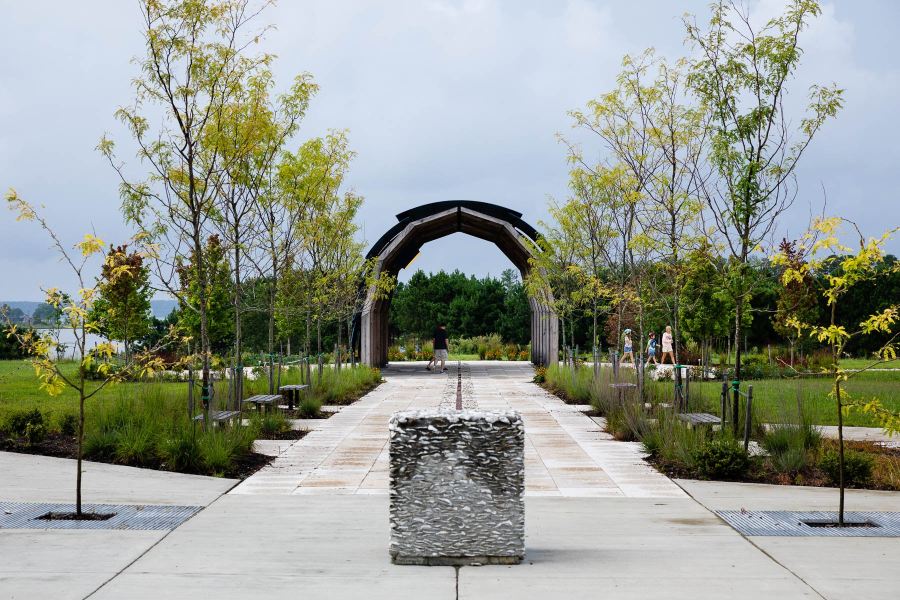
left=566, top=49, right=708, bottom=370
left=99, top=0, right=280, bottom=415
left=4, top=192, right=169, bottom=517
left=212, top=64, right=317, bottom=373
left=773, top=218, right=899, bottom=526
left=684, top=0, right=844, bottom=431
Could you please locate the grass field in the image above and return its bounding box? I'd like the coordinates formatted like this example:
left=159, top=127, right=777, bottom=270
left=545, top=363, right=900, bottom=428
left=0, top=359, right=381, bottom=423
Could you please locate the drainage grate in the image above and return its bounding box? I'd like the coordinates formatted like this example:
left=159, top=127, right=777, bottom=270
left=717, top=510, right=900, bottom=537
left=0, top=502, right=203, bottom=531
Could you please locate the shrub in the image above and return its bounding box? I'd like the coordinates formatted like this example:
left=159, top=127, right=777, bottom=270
left=159, top=428, right=202, bottom=473
left=819, top=450, right=874, bottom=487
left=695, top=438, right=750, bottom=480
left=477, top=345, right=487, bottom=360
left=6, top=408, right=45, bottom=436
left=25, top=420, right=48, bottom=446
left=770, top=446, right=808, bottom=474
left=532, top=366, right=546, bottom=383
left=198, top=426, right=255, bottom=477
left=57, top=412, right=78, bottom=436
left=505, top=344, right=518, bottom=360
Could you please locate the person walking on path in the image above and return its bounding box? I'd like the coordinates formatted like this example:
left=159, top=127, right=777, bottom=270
left=646, top=332, right=658, bottom=367
left=661, top=325, right=674, bottom=365
left=426, top=323, right=449, bottom=373
left=620, top=329, right=634, bottom=364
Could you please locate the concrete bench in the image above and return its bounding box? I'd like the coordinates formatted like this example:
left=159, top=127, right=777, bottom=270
left=192, top=410, right=241, bottom=424
left=677, top=413, right=722, bottom=427
left=242, top=394, right=282, bottom=412
left=278, top=385, right=310, bottom=410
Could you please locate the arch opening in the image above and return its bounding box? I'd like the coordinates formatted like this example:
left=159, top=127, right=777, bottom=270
left=357, top=201, right=558, bottom=367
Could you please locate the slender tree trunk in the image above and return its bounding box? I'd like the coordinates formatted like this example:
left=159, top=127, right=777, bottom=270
left=732, top=301, right=744, bottom=435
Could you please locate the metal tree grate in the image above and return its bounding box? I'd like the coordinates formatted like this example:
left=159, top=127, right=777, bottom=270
left=0, top=502, right=203, bottom=531
left=717, top=510, right=900, bottom=537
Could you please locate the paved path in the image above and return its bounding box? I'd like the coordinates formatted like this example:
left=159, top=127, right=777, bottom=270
left=232, top=361, right=684, bottom=498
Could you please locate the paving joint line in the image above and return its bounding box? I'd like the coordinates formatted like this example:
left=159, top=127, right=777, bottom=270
left=673, top=479, right=828, bottom=599
left=82, top=478, right=240, bottom=598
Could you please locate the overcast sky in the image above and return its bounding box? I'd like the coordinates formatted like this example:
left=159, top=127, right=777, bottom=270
left=1, top=0, right=898, bottom=300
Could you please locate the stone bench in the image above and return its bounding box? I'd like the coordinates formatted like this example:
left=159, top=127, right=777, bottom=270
left=389, top=409, right=525, bottom=566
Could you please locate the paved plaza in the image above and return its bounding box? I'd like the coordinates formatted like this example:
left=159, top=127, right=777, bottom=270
left=2, top=362, right=900, bottom=599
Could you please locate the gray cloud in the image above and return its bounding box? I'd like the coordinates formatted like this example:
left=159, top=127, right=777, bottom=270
left=1, top=0, right=897, bottom=299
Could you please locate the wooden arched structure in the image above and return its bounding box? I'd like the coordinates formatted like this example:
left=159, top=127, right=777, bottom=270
left=356, top=201, right=558, bottom=367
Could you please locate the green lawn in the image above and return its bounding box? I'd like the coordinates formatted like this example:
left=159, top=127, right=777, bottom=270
left=0, top=359, right=380, bottom=424
left=0, top=359, right=160, bottom=420
left=654, top=371, right=900, bottom=428
left=545, top=362, right=900, bottom=429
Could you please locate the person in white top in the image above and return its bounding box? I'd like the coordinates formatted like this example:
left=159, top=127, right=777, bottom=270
left=661, top=325, right=674, bottom=365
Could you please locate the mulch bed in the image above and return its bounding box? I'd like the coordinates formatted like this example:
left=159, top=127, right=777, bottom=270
left=648, top=439, right=900, bottom=491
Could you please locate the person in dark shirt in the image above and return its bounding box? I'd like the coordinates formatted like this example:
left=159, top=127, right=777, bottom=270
left=426, top=323, right=449, bottom=373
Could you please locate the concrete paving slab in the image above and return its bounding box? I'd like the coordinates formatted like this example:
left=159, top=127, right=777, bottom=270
left=0, top=452, right=236, bottom=505
left=676, top=478, right=900, bottom=512
left=88, top=495, right=455, bottom=600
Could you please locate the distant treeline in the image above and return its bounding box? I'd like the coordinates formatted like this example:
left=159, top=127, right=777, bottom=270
left=388, top=269, right=531, bottom=346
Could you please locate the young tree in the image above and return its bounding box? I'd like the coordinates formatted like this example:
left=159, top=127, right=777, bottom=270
left=525, top=199, right=587, bottom=355
left=99, top=0, right=276, bottom=411
left=772, top=238, right=819, bottom=367
left=213, top=68, right=317, bottom=371
left=89, top=245, right=154, bottom=362
left=176, top=235, right=235, bottom=355
left=684, top=0, right=843, bottom=430
left=569, top=50, right=708, bottom=366
left=775, top=218, right=899, bottom=525
left=5, top=192, right=166, bottom=516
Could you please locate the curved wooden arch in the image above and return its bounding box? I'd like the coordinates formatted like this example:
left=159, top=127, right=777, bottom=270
left=359, top=202, right=558, bottom=366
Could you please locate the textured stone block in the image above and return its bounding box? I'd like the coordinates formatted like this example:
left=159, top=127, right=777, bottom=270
left=389, top=409, right=525, bottom=565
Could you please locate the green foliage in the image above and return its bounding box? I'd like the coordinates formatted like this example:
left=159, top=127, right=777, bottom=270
left=198, top=426, right=256, bottom=478
left=297, top=395, right=322, bottom=419
left=763, top=423, right=820, bottom=475
left=390, top=270, right=530, bottom=345
left=25, top=420, right=48, bottom=446
left=57, top=412, right=78, bottom=436
left=159, top=429, right=202, bottom=473
left=256, top=411, right=290, bottom=436
left=0, top=325, right=29, bottom=359
left=83, top=428, right=118, bottom=461
left=88, top=245, right=153, bottom=359
left=176, top=235, right=235, bottom=353
left=695, top=438, right=750, bottom=480
left=5, top=408, right=45, bottom=436
left=819, top=450, right=875, bottom=488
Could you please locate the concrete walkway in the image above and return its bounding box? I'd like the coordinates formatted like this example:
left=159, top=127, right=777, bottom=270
left=3, top=361, right=900, bottom=599
left=232, top=362, right=684, bottom=498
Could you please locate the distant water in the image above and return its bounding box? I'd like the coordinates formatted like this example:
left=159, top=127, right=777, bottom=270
left=32, top=329, right=112, bottom=357
left=2, top=299, right=177, bottom=320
